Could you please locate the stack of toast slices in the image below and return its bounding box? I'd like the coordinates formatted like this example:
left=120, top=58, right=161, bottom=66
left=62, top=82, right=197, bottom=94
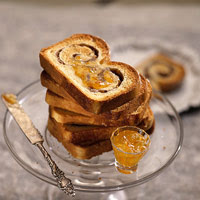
left=39, top=34, right=155, bottom=160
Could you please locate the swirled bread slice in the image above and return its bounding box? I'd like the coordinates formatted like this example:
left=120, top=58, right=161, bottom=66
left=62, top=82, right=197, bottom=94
left=49, top=105, right=138, bottom=127
left=40, top=71, right=77, bottom=104
left=41, top=70, right=151, bottom=120
left=48, top=106, right=154, bottom=144
left=104, top=78, right=152, bottom=122
left=40, top=34, right=140, bottom=114
left=47, top=117, right=112, bottom=159
left=49, top=98, right=152, bottom=127
left=47, top=116, right=155, bottom=160
left=61, top=140, right=112, bottom=160
left=48, top=116, right=116, bottom=145
left=49, top=105, right=110, bottom=126
left=47, top=114, right=154, bottom=146
left=136, top=53, right=185, bottom=92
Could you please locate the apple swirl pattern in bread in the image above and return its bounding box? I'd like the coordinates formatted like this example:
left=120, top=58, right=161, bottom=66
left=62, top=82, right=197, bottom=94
left=40, top=34, right=140, bottom=114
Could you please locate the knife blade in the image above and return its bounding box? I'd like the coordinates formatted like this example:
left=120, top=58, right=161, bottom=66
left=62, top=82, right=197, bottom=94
left=2, top=93, right=43, bottom=144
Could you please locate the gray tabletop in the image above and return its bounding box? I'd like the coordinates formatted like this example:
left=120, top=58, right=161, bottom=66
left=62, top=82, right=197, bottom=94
left=1, top=1, right=200, bottom=199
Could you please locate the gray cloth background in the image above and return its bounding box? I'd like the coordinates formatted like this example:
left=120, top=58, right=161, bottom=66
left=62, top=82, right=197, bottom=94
left=1, top=1, right=200, bottom=199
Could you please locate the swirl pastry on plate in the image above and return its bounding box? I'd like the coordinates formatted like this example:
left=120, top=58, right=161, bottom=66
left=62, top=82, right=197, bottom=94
left=39, top=34, right=154, bottom=159
left=136, top=54, right=185, bottom=92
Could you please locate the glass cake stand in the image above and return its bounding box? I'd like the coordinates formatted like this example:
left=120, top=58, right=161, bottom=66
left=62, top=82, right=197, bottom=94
left=3, top=80, right=183, bottom=197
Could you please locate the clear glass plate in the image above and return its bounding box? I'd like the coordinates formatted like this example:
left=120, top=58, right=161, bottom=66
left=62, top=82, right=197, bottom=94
left=3, top=80, right=183, bottom=193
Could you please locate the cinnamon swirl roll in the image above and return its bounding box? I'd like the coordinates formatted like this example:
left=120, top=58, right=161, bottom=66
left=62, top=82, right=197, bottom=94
left=136, top=54, right=185, bottom=92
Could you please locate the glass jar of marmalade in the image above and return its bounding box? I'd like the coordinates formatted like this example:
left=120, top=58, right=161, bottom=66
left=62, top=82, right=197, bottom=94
left=111, top=126, right=151, bottom=174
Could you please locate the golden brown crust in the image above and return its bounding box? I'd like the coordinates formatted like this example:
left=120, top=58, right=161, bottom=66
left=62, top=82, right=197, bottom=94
left=40, top=33, right=110, bottom=62
left=49, top=105, right=108, bottom=126
left=145, top=119, right=155, bottom=135
left=48, top=113, right=154, bottom=146
left=40, top=34, right=140, bottom=114
left=62, top=140, right=112, bottom=160
left=41, top=70, right=76, bottom=102
left=48, top=117, right=116, bottom=145
left=69, top=34, right=110, bottom=61
left=136, top=53, right=185, bottom=92
left=108, top=76, right=152, bottom=119
left=49, top=92, right=153, bottom=127
left=47, top=116, right=155, bottom=159
left=49, top=103, right=152, bottom=127
left=137, top=106, right=154, bottom=131
left=46, top=90, right=92, bottom=117
left=41, top=70, right=151, bottom=121
left=47, top=117, right=112, bottom=159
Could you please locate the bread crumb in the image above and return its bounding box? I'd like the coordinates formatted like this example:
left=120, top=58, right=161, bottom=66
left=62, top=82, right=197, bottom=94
left=163, top=146, right=166, bottom=150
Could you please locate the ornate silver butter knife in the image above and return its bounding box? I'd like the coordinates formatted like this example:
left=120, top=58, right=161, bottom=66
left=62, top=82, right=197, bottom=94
left=2, top=93, right=75, bottom=197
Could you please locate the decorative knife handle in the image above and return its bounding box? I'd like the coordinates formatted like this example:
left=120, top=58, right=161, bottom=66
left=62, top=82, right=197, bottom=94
left=36, top=142, right=75, bottom=196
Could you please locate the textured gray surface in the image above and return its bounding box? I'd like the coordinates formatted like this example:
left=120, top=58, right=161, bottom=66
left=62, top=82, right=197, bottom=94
left=1, top=2, right=200, bottom=199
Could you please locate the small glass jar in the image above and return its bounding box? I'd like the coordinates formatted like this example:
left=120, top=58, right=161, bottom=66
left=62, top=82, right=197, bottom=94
left=110, top=126, right=151, bottom=174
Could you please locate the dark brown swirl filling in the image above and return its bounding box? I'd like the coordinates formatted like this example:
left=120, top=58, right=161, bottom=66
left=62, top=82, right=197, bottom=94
left=56, top=43, right=99, bottom=64
left=145, top=61, right=174, bottom=78
left=56, top=48, right=65, bottom=65
left=79, top=43, right=99, bottom=60
left=55, top=44, right=122, bottom=93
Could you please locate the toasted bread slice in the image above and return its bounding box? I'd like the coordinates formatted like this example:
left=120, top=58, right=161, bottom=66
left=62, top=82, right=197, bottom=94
left=46, top=90, right=91, bottom=117
left=137, top=106, right=154, bottom=131
left=146, top=119, right=155, bottom=135
left=47, top=117, right=112, bottom=159
left=47, top=117, right=155, bottom=160
left=136, top=53, right=185, bottom=92
left=41, top=70, right=151, bottom=120
left=50, top=105, right=144, bottom=127
left=40, top=70, right=79, bottom=104
left=49, top=95, right=153, bottom=127
left=62, top=140, right=112, bottom=160
left=47, top=117, right=116, bottom=145
left=48, top=106, right=154, bottom=144
left=40, top=34, right=140, bottom=114
left=49, top=106, right=109, bottom=126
